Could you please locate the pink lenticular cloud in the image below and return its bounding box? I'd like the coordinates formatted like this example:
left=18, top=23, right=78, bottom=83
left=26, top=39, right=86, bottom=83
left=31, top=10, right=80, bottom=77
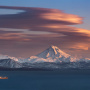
left=0, top=6, right=90, bottom=58
left=0, top=6, right=82, bottom=29
left=40, top=9, right=82, bottom=24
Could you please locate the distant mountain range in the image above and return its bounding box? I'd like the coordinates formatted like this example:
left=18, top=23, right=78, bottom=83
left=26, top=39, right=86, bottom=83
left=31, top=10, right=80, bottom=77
left=0, top=45, right=90, bottom=70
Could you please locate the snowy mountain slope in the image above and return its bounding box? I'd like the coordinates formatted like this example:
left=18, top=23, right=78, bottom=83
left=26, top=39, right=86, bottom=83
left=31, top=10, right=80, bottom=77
left=26, top=45, right=75, bottom=63
left=37, top=45, right=70, bottom=59
left=0, top=54, right=19, bottom=61
left=0, top=59, right=22, bottom=68
left=0, top=45, right=90, bottom=69
left=0, top=55, right=22, bottom=68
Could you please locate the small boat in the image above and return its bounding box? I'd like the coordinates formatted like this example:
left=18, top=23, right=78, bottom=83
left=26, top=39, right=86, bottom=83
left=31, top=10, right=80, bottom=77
left=0, top=76, right=8, bottom=79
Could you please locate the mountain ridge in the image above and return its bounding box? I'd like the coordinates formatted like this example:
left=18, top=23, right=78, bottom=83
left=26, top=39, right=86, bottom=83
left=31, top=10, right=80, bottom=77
left=0, top=45, right=90, bottom=69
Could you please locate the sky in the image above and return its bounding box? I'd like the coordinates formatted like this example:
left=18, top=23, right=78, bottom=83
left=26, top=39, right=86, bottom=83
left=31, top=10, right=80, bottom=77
left=0, top=0, right=90, bottom=58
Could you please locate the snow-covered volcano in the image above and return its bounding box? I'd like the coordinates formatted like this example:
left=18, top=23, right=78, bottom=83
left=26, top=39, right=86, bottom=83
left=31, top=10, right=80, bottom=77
left=37, top=45, right=70, bottom=59
left=26, top=45, right=75, bottom=63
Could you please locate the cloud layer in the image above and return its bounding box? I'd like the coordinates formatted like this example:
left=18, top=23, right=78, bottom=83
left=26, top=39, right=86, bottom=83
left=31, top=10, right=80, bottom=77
left=0, top=6, right=90, bottom=58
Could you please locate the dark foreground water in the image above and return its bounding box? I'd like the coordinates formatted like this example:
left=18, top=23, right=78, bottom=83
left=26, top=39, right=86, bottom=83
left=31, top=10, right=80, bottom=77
left=0, top=70, right=90, bottom=90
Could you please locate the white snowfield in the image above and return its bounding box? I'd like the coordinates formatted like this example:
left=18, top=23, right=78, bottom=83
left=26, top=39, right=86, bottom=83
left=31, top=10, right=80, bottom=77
left=0, top=45, right=90, bottom=68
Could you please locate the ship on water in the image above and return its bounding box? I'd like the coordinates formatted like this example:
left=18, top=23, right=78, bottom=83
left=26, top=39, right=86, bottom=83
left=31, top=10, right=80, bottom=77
left=0, top=76, right=8, bottom=79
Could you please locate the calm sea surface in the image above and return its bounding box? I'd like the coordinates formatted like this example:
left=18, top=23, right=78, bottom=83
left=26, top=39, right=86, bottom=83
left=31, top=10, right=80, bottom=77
left=0, top=70, right=90, bottom=90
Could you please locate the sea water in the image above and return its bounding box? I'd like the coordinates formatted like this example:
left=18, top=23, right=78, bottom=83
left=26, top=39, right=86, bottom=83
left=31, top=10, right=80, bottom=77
left=0, top=71, right=90, bottom=90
